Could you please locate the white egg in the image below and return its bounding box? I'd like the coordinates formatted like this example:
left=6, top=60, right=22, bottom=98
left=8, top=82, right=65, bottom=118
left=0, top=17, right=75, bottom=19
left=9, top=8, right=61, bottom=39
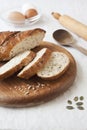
left=22, top=3, right=36, bottom=14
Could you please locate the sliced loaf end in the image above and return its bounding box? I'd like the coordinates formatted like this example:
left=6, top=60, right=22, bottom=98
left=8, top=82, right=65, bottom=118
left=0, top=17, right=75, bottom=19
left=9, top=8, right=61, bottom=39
left=37, top=51, right=70, bottom=80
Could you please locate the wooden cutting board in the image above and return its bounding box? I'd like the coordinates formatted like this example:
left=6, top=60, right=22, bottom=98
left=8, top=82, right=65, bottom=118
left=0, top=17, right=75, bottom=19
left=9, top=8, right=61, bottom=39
left=0, top=41, right=76, bottom=107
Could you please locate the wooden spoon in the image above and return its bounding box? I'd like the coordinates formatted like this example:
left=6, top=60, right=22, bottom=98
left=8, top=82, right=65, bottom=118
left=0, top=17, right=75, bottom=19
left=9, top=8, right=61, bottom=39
left=53, top=29, right=87, bottom=55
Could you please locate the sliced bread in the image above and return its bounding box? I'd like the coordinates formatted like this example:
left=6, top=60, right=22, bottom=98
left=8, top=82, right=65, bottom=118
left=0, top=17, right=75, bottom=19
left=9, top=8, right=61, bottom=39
left=0, top=31, right=19, bottom=46
left=17, top=48, right=52, bottom=79
left=37, top=51, right=70, bottom=80
left=0, top=51, right=35, bottom=80
left=0, top=28, right=45, bottom=61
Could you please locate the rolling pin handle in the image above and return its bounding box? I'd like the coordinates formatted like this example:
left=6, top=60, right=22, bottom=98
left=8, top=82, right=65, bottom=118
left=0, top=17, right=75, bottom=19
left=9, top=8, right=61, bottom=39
left=52, top=12, right=61, bottom=20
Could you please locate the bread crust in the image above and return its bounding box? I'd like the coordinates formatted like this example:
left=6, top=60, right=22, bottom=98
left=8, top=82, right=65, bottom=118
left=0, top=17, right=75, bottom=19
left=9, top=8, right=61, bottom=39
left=18, top=48, right=52, bottom=79
left=0, top=31, right=19, bottom=46
left=0, top=51, right=36, bottom=80
left=0, top=28, right=45, bottom=61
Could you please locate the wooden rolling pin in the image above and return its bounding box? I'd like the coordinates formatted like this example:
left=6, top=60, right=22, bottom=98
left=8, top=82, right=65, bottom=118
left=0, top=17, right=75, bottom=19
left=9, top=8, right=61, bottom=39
left=52, top=12, right=87, bottom=41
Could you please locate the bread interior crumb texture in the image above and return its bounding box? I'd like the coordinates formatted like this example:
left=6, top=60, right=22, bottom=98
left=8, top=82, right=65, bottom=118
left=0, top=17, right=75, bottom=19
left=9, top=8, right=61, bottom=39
left=0, top=51, right=30, bottom=74
left=37, top=52, right=70, bottom=77
left=10, top=32, right=44, bottom=58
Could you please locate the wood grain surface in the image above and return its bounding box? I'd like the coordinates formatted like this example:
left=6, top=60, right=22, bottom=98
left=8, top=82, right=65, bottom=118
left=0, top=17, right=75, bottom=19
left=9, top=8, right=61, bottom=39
left=0, top=41, right=76, bottom=107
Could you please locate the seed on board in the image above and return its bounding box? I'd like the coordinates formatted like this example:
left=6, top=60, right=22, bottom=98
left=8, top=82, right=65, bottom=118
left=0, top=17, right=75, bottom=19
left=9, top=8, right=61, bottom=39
left=32, top=87, right=36, bottom=90
left=41, top=84, right=45, bottom=87
left=36, top=85, right=40, bottom=88
left=24, top=91, right=29, bottom=95
left=18, top=87, right=22, bottom=90
left=76, top=102, right=83, bottom=106
left=74, top=96, right=78, bottom=101
left=67, top=100, right=72, bottom=104
left=28, top=86, right=32, bottom=90
left=66, top=106, right=74, bottom=110
left=80, top=96, right=84, bottom=100
left=77, top=106, right=84, bottom=110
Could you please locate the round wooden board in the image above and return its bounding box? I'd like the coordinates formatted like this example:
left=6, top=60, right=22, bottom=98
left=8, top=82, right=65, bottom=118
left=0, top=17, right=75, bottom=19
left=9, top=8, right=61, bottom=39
left=0, top=41, right=76, bottom=107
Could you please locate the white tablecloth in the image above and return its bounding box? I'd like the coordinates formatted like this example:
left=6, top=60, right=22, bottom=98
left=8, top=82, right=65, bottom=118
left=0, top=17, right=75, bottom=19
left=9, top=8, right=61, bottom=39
left=0, top=0, right=87, bottom=129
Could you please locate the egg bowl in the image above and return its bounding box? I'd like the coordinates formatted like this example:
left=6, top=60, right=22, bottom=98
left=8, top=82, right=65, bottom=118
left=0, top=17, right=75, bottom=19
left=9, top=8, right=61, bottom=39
left=1, top=7, right=41, bottom=27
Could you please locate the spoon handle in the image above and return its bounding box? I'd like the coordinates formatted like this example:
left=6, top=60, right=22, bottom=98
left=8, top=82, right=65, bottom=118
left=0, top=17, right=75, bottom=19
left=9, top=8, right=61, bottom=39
left=71, top=44, right=87, bottom=55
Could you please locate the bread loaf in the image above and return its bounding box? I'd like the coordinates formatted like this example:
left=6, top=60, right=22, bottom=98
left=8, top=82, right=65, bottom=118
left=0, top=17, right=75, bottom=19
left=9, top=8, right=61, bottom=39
left=0, top=51, right=35, bottom=80
left=17, top=48, right=52, bottom=79
left=0, top=28, right=45, bottom=61
left=37, top=51, right=70, bottom=80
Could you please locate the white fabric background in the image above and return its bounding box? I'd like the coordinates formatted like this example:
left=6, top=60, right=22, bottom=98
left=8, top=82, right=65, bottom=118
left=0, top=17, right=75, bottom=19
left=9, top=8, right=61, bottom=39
left=0, top=0, right=87, bottom=129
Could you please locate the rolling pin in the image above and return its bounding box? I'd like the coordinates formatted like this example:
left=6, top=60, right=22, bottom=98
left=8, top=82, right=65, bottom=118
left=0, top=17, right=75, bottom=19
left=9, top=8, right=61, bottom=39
left=52, top=12, right=87, bottom=41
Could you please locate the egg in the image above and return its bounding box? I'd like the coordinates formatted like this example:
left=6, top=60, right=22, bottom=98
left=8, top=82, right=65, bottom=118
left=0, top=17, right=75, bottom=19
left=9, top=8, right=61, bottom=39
left=25, top=9, right=38, bottom=18
left=8, top=11, right=25, bottom=22
left=22, top=3, right=36, bottom=14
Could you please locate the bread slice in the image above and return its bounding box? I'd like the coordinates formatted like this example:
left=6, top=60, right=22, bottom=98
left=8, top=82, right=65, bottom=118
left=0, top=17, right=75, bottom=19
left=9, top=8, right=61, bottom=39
left=0, top=31, right=19, bottom=46
left=0, top=28, right=45, bottom=61
left=37, top=51, right=70, bottom=80
left=0, top=51, right=35, bottom=80
left=17, top=48, right=52, bottom=79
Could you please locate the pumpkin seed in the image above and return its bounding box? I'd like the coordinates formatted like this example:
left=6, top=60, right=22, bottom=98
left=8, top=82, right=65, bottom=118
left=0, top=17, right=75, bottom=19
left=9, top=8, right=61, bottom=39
left=66, top=106, right=74, bottom=110
left=77, top=106, right=84, bottom=110
left=74, top=96, right=78, bottom=101
left=76, top=102, right=83, bottom=106
left=80, top=96, right=84, bottom=100
left=67, top=100, right=72, bottom=104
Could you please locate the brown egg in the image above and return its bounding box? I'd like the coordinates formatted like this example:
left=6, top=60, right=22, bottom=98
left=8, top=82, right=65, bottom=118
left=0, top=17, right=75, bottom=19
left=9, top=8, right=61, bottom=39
left=25, top=9, right=38, bottom=19
left=8, top=11, right=25, bottom=22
